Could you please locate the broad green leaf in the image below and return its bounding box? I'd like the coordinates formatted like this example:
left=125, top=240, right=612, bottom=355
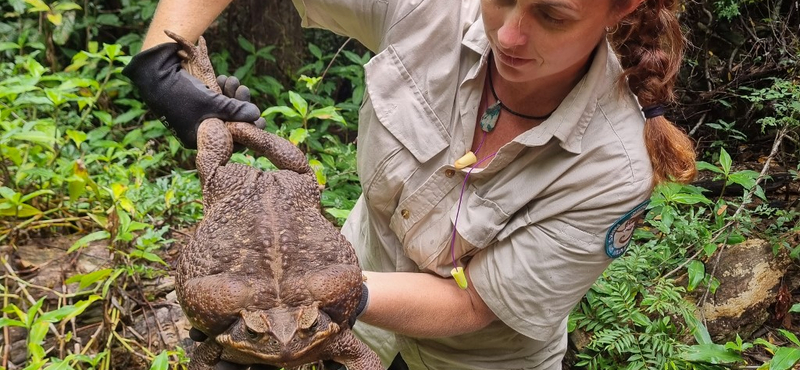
left=95, top=13, right=120, bottom=26
left=670, top=193, right=711, bottom=205
left=20, top=189, right=54, bottom=203
left=68, top=178, right=86, bottom=201
left=77, top=269, right=113, bottom=289
left=263, top=106, right=301, bottom=118
left=22, top=357, right=47, bottom=370
left=770, top=347, right=800, bottom=370
left=0, top=42, right=21, bottom=52
left=686, top=315, right=712, bottom=345
left=24, top=0, right=50, bottom=12
left=719, top=147, right=732, bottom=175
left=29, top=320, right=49, bottom=345
left=66, top=129, right=87, bottom=148
left=10, top=131, right=56, bottom=147
left=726, top=234, right=745, bottom=245
left=39, top=305, right=81, bottom=323
left=325, top=208, right=351, bottom=220
left=308, top=43, right=322, bottom=60
left=37, top=297, right=100, bottom=323
left=102, top=269, right=125, bottom=298
left=237, top=36, right=256, bottom=53
left=696, top=161, right=724, bottom=174
left=687, top=260, right=705, bottom=292
left=149, top=350, right=169, bottom=370
left=27, top=298, right=46, bottom=328
left=92, top=111, right=113, bottom=126
left=779, top=329, right=800, bottom=347
left=67, top=230, right=110, bottom=253
left=680, top=344, right=742, bottom=364
left=288, top=91, right=308, bottom=117
left=755, top=337, right=778, bottom=352
left=299, top=75, right=322, bottom=91
left=0, top=203, right=43, bottom=217
left=44, top=359, right=76, bottom=370
left=289, top=128, right=309, bottom=145
left=703, top=242, right=718, bottom=256
left=46, top=12, right=63, bottom=26
left=0, top=317, right=26, bottom=328
left=2, top=303, right=26, bottom=322
left=119, top=197, right=136, bottom=216
left=109, top=183, right=127, bottom=199
left=790, top=303, right=800, bottom=313
left=60, top=296, right=100, bottom=322
left=127, top=221, right=149, bottom=233
left=113, top=108, right=146, bottom=125
left=0, top=187, right=19, bottom=201
left=308, top=106, right=345, bottom=124
left=103, top=43, right=121, bottom=60
left=130, top=251, right=167, bottom=265
left=309, top=159, right=326, bottom=186
left=53, top=2, right=82, bottom=11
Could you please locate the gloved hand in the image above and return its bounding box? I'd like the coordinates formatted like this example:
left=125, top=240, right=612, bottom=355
left=188, top=328, right=280, bottom=370
left=216, top=75, right=267, bottom=130
left=122, top=42, right=262, bottom=149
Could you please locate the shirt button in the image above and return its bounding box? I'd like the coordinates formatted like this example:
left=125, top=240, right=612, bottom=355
left=401, top=209, right=410, bottom=219
left=445, top=169, right=455, bottom=178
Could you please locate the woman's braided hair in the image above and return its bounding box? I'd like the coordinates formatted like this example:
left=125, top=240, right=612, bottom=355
left=610, top=0, right=697, bottom=185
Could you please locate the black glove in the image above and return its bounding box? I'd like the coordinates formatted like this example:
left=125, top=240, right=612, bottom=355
left=188, top=328, right=280, bottom=370
left=349, top=282, right=370, bottom=328
left=216, top=75, right=266, bottom=130
left=122, top=42, right=262, bottom=149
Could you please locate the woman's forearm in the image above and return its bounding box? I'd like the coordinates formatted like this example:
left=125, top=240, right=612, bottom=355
left=142, top=0, right=235, bottom=49
left=359, top=269, right=497, bottom=338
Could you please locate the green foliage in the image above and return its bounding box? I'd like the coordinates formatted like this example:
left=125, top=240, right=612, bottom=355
left=569, top=146, right=794, bottom=369
left=741, top=78, right=800, bottom=132
left=712, top=0, right=760, bottom=20
left=1, top=2, right=366, bottom=369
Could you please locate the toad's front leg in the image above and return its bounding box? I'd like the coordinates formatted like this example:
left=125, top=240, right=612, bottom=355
left=324, top=330, right=383, bottom=370
left=189, top=340, right=224, bottom=370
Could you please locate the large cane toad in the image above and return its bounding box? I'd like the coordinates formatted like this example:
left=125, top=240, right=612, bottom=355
left=165, top=31, right=381, bottom=370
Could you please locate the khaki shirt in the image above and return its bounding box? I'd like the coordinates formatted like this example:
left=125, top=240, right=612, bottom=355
left=293, top=0, right=653, bottom=368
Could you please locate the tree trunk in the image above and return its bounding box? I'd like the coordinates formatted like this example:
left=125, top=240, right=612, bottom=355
left=207, top=0, right=307, bottom=86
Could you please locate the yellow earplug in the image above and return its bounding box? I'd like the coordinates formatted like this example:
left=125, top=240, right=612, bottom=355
left=451, top=267, right=468, bottom=289
left=454, top=151, right=477, bottom=170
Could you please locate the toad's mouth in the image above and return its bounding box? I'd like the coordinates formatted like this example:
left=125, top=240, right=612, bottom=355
left=216, top=327, right=338, bottom=365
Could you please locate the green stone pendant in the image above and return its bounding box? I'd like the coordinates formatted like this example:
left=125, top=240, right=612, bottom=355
left=480, top=101, right=501, bottom=132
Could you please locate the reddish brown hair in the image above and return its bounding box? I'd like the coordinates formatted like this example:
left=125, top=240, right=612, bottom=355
left=610, top=0, right=697, bottom=185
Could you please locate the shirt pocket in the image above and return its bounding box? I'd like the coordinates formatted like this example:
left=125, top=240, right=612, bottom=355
left=359, top=45, right=450, bottom=210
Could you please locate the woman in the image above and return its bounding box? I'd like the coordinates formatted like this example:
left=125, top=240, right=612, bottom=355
left=123, top=0, right=696, bottom=368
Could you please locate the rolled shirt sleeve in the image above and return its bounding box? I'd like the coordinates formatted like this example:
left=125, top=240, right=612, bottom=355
left=292, top=0, right=414, bottom=52
left=470, top=178, right=652, bottom=341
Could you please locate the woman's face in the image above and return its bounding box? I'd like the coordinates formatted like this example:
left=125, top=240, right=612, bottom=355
left=481, top=0, right=631, bottom=84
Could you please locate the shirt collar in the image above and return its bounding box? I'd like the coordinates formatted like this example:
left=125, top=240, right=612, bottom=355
left=519, top=40, right=615, bottom=154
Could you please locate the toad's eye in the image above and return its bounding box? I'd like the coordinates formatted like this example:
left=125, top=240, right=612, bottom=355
left=245, top=327, right=259, bottom=339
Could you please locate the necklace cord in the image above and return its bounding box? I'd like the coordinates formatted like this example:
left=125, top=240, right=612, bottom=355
left=487, top=56, right=555, bottom=121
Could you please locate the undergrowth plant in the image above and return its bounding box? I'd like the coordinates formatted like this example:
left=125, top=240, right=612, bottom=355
left=1, top=1, right=365, bottom=368
left=2, top=0, right=799, bottom=370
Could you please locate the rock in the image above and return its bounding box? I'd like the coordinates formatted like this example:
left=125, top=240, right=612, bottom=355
left=697, top=238, right=794, bottom=342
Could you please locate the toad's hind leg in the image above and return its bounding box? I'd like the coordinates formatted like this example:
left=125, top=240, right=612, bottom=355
left=195, top=118, right=233, bottom=189
left=226, top=121, right=310, bottom=175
